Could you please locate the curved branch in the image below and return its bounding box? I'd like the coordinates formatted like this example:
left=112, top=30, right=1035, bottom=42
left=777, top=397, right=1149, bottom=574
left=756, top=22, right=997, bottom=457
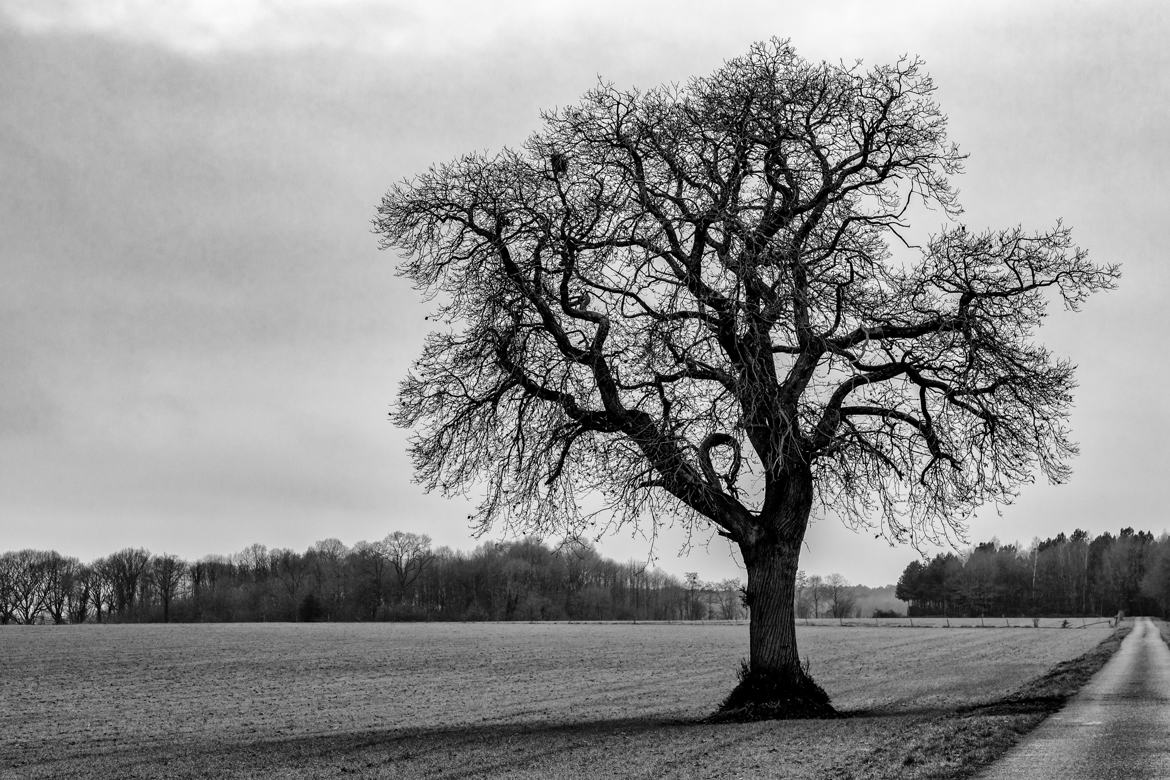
left=698, top=432, right=743, bottom=495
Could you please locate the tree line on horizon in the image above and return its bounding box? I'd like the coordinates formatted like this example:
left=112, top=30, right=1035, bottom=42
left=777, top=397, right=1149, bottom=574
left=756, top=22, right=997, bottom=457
left=14, top=526, right=1168, bottom=626
left=896, top=527, right=1170, bottom=618
left=0, top=533, right=717, bottom=624
left=0, top=532, right=897, bottom=626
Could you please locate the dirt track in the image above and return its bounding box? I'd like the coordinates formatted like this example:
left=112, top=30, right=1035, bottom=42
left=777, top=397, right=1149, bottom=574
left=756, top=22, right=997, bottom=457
left=979, top=617, right=1170, bottom=780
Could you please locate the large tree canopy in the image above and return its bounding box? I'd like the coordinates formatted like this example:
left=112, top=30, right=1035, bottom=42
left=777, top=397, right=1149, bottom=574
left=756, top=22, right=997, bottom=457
left=376, top=39, right=1118, bottom=718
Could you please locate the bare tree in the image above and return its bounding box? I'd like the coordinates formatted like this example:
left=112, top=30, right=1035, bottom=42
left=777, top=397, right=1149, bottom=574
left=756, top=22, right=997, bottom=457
left=349, top=540, right=391, bottom=619
left=793, top=569, right=810, bottom=618
left=84, top=561, right=112, bottom=623
left=825, top=573, right=857, bottom=622
left=806, top=574, right=825, bottom=619
left=308, top=538, right=349, bottom=617
left=150, top=554, right=187, bottom=623
left=40, top=553, right=80, bottom=624
left=2, top=550, right=51, bottom=624
left=714, top=577, right=745, bottom=620
left=234, top=544, right=270, bottom=581
left=271, top=548, right=309, bottom=613
left=684, top=571, right=703, bottom=619
left=100, top=548, right=151, bottom=620
left=67, top=564, right=97, bottom=624
left=376, top=39, right=1117, bottom=717
left=0, top=551, right=20, bottom=624
left=382, top=531, right=434, bottom=603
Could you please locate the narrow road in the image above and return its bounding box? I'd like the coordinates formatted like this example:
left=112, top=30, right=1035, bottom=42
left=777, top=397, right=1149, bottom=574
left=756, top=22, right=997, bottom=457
left=979, top=616, right=1170, bottom=780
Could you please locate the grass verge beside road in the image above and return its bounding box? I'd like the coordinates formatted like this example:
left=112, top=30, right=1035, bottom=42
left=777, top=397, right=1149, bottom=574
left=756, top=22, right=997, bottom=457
left=827, top=622, right=1132, bottom=780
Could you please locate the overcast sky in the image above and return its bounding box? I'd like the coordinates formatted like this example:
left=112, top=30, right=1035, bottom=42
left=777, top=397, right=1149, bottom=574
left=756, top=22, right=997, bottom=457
left=2, top=1, right=1167, bottom=586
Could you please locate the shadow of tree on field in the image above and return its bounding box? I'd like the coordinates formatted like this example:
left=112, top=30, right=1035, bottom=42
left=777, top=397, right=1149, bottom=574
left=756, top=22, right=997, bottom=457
left=29, top=715, right=706, bottom=779
left=843, top=694, right=1065, bottom=721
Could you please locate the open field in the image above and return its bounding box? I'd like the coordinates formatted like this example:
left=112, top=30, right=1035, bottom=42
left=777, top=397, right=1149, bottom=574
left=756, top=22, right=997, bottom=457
left=0, top=621, right=1116, bottom=778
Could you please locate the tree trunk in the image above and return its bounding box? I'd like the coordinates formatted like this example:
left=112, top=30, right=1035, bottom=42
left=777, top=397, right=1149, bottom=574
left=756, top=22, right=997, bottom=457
left=747, top=539, right=803, bottom=678
left=715, top=534, right=835, bottom=720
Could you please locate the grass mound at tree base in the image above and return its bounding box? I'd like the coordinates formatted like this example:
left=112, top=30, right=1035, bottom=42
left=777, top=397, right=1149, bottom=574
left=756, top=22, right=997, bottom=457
left=709, top=661, right=838, bottom=722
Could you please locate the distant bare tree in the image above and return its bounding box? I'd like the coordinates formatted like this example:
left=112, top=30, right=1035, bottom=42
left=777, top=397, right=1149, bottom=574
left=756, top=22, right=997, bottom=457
left=101, top=548, right=151, bottom=619
left=271, top=548, right=309, bottom=611
left=826, top=573, right=857, bottom=621
left=84, top=561, right=112, bottom=622
left=350, top=540, right=392, bottom=618
left=0, top=551, right=19, bottom=624
left=807, top=574, right=826, bottom=619
left=308, top=538, right=349, bottom=617
left=67, top=564, right=97, bottom=623
left=234, top=544, right=270, bottom=581
left=793, top=570, right=811, bottom=618
left=150, top=554, right=187, bottom=623
left=714, top=577, right=745, bottom=619
left=40, top=553, right=80, bottom=624
left=684, top=572, right=703, bottom=619
left=383, top=531, right=434, bottom=603
left=4, top=550, right=59, bottom=623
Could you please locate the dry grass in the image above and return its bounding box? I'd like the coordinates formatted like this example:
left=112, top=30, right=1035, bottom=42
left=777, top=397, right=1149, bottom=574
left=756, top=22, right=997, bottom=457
left=0, top=620, right=1114, bottom=778
left=824, top=623, right=1132, bottom=779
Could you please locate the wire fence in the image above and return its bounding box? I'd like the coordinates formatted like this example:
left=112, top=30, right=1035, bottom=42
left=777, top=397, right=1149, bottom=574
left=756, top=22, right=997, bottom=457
left=799, top=616, right=1121, bottom=629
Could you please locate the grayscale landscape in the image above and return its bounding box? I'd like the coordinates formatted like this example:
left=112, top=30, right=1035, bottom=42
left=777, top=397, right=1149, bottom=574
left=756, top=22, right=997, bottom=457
left=2, top=0, right=1168, bottom=777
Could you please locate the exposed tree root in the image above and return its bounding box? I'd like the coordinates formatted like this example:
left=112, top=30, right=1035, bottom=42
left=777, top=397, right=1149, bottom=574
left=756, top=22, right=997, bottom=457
left=709, top=663, right=838, bottom=722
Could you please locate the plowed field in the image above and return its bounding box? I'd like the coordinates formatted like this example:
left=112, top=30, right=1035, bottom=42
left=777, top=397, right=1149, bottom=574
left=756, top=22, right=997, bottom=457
left=0, top=621, right=1111, bottom=778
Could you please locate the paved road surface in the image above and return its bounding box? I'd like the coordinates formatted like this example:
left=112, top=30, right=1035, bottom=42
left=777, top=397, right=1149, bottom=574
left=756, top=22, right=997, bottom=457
left=979, top=616, right=1170, bottom=779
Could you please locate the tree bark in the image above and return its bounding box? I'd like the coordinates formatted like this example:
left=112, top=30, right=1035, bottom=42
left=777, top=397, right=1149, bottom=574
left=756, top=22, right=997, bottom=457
left=714, top=534, right=835, bottom=719
left=714, top=460, right=836, bottom=721
left=746, top=538, right=803, bottom=678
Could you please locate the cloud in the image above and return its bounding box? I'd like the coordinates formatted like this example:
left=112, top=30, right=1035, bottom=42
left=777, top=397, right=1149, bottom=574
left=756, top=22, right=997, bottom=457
left=1, top=0, right=1165, bottom=584
left=0, top=0, right=597, bottom=58
left=2, top=0, right=403, bottom=55
left=0, top=350, right=58, bottom=437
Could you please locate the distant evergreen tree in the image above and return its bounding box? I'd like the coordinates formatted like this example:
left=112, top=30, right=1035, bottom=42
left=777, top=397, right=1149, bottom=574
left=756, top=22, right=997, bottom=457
left=895, top=528, right=1167, bottom=618
left=297, top=592, right=324, bottom=622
